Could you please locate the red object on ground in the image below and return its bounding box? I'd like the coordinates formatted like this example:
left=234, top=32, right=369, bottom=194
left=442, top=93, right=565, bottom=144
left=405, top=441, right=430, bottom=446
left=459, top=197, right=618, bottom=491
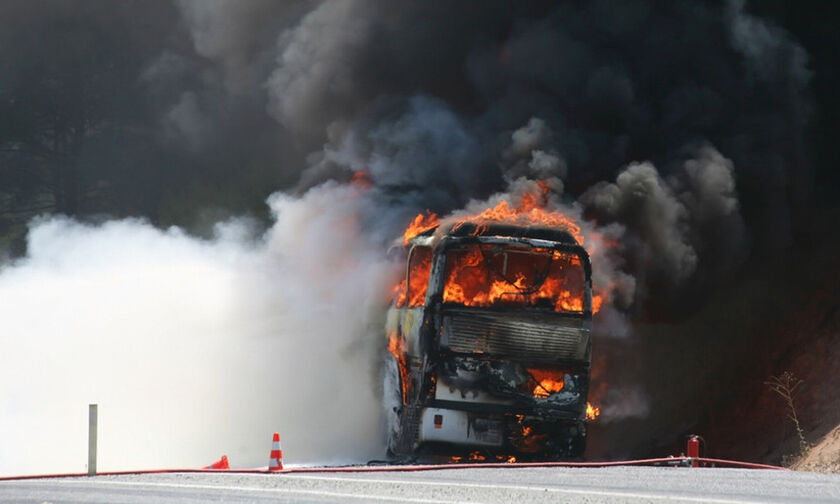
left=269, top=432, right=283, bottom=471
left=0, top=455, right=787, bottom=481
left=687, top=435, right=701, bottom=467
left=204, top=455, right=229, bottom=470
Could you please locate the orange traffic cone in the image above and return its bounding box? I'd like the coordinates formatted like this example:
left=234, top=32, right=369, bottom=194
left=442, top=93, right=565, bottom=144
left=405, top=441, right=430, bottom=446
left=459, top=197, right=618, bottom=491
left=268, top=432, right=283, bottom=471
left=204, top=455, right=229, bottom=470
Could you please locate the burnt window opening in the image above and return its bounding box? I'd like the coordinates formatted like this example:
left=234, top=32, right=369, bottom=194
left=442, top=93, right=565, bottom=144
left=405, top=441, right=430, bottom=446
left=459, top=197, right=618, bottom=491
left=395, top=245, right=432, bottom=308
left=442, top=244, right=586, bottom=313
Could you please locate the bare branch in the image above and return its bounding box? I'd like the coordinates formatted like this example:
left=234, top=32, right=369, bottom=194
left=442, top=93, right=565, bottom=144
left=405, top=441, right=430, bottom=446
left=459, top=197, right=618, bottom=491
left=766, top=371, right=808, bottom=459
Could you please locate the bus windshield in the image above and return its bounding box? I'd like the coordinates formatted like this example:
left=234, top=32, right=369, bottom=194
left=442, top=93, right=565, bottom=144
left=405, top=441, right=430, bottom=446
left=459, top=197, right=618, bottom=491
left=442, top=243, right=586, bottom=313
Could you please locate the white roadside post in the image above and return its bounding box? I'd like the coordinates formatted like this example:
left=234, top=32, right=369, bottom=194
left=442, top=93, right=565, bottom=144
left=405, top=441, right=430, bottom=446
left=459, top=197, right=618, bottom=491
left=88, top=404, right=97, bottom=476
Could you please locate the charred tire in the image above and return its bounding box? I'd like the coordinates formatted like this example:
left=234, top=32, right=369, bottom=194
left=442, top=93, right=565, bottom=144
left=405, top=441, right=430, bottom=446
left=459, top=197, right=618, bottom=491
left=562, top=421, right=587, bottom=458
left=543, top=422, right=586, bottom=459
left=383, top=354, right=420, bottom=458
left=383, top=354, right=404, bottom=457
left=566, top=432, right=587, bottom=458
left=392, top=404, right=421, bottom=457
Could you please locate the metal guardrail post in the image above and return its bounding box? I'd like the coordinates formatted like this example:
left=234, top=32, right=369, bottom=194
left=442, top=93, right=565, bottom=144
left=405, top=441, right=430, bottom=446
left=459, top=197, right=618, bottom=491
left=88, top=404, right=98, bottom=476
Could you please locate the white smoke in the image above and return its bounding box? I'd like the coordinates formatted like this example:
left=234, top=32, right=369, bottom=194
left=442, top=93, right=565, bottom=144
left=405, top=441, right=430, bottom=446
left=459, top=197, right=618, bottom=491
left=599, top=386, right=650, bottom=424
left=0, top=183, right=395, bottom=475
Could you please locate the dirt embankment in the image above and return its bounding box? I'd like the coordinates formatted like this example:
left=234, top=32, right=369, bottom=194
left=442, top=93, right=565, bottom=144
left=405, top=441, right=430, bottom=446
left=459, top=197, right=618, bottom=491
left=689, top=211, right=840, bottom=472
left=794, top=424, right=840, bottom=473
left=766, top=272, right=840, bottom=473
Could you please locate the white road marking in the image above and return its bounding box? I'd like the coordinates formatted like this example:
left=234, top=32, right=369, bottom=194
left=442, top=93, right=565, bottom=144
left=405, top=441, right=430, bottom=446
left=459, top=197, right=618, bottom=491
left=284, top=474, right=764, bottom=504
left=53, top=474, right=767, bottom=504
left=56, top=480, right=473, bottom=504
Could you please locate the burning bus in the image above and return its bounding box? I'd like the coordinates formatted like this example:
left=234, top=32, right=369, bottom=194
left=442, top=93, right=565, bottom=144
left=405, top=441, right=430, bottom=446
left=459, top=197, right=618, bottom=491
left=384, top=204, right=597, bottom=460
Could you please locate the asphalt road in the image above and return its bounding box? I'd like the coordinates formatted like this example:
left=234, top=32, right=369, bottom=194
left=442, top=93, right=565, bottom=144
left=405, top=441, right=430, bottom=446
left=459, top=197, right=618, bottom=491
left=2, top=466, right=840, bottom=503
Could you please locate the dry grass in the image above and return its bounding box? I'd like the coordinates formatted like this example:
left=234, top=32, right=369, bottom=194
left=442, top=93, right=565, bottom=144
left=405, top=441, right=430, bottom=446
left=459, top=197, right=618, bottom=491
left=765, top=371, right=810, bottom=466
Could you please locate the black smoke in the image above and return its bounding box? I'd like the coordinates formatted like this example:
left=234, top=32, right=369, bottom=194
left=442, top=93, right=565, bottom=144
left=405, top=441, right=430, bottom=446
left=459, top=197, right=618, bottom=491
left=1, top=0, right=835, bottom=462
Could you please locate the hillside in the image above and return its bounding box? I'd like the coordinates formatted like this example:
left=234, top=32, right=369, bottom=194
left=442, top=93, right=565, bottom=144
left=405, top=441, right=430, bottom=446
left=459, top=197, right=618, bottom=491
left=795, top=424, right=840, bottom=473
left=699, top=212, right=840, bottom=470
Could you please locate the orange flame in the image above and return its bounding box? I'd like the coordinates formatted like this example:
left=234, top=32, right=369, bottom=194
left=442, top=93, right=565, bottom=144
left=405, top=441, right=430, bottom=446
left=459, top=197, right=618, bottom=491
left=449, top=451, right=489, bottom=463
left=514, top=422, right=550, bottom=453
left=387, top=331, right=409, bottom=404
left=592, top=294, right=604, bottom=313
left=533, top=378, right=565, bottom=398
left=586, top=402, right=600, bottom=420
left=442, top=246, right=592, bottom=313
left=529, top=368, right=566, bottom=398
left=398, top=184, right=599, bottom=314
left=394, top=246, right=432, bottom=308
left=403, top=211, right=440, bottom=245
left=350, top=171, right=373, bottom=189
left=459, top=185, right=583, bottom=245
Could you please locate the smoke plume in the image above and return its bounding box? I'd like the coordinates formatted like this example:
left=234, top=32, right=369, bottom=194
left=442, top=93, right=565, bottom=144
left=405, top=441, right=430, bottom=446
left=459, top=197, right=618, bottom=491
left=0, top=185, right=396, bottom=474
left=0, top=0, right=818, bottom=469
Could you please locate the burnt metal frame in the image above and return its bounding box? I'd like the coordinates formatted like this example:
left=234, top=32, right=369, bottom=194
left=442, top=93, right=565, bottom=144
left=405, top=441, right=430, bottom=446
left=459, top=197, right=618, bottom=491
left=407, top=232, right=593, bottom=423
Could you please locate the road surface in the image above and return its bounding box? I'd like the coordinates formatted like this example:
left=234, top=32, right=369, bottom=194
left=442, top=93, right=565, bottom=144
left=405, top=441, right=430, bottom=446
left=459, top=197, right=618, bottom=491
left=2, top=465, right=840, bottom=503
